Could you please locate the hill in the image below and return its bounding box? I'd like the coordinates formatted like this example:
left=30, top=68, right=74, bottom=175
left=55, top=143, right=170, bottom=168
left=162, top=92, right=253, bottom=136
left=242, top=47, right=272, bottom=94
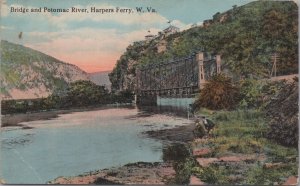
left=109, top=1, right=298, bottom=92
left=0, top=40, right=89, bottom=99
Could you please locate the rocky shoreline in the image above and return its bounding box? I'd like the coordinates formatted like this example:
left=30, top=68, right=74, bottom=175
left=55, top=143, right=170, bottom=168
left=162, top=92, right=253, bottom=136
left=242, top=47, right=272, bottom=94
left=143, top=123, right=196, bottom=143
left=48, top=162, right=176, bottom=184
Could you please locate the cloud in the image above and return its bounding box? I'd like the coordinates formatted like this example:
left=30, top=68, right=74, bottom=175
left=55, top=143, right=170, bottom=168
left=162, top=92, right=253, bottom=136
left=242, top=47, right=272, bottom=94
left=0, top=0, right=9, bottom=17
left=0, top=25, right=13, bottom=30
left=3, top=2, right=191, bottom=72
left=26, top=28, right=161, bottom=72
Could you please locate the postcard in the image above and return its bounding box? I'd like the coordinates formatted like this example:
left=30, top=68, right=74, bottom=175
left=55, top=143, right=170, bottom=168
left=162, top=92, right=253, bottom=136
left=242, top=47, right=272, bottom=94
left=0, top=0, right=298, bottom=185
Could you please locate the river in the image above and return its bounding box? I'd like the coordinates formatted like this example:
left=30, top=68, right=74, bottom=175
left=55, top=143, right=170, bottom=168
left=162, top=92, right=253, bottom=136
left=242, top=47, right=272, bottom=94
left=0, top=107, right=190, bottom=184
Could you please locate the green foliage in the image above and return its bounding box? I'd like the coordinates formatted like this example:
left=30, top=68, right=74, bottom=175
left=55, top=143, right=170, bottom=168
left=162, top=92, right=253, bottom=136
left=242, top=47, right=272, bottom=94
left=162, top=143, right=191, bottom=162
left=238, top=79, right=286, bottom=109
left=194, top=74, right=240, bottom=110
left=1, top=98, right=50, bottom=114
left=264, top=79, right=298, bottom=147
left=1, top=80, right=135, bottom=114
left=172, top=157, right=196, bottom=184
left=0, top=40, right=86, bottom=96
left=193, top=122, right=206, bottom=138
left=264, top=141, right=298, bottom=163
left=63, top=80, right=108, bottom=107
left=192, top=109, right=298, bottom=184
left=163, top=144, right=195, bottom=185
left=193, top=165, right=232, bottom=184
left=238, top=79, right=265, bottom=109
left=110, top=1, right=298, bottom=92
left=244, top=164, right=298, bottom=185
left=1, top=80, right=110, bottom=114
left=210, top=110, right=266, bottom=155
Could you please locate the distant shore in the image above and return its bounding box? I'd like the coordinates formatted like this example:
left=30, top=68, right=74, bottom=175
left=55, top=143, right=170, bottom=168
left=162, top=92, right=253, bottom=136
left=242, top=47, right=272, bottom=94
left=1, top=103, right=134, bottom=128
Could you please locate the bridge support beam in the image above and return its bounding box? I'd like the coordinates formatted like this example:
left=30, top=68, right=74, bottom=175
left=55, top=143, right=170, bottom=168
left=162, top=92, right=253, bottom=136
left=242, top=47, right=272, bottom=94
left=216, top=55, right=221, bottom=74
left=196, top=52, right=205, bottom=89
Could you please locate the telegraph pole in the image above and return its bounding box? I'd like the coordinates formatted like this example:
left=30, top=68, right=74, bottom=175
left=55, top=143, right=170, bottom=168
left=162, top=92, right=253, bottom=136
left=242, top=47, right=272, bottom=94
left=271, top=53, right=280, bottom=77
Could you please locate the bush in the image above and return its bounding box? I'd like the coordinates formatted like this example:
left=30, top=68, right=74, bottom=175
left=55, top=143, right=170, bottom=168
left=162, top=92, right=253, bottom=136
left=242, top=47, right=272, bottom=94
left=264, top=78, right=298, bottom=147
left=239, top=79, right=264, bottom=109
left=194, top=74, right=240, bottom=110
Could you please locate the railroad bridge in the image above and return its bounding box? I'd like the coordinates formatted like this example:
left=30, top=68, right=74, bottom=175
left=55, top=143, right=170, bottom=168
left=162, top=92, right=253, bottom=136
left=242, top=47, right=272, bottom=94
left=135, top=51, right=222, bottom=105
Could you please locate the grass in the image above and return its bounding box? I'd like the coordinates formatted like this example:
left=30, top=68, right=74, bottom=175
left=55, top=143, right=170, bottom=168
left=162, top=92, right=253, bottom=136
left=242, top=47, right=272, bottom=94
left=191, top=109, right=298, bottom=185
left=208, top=109, right=267, bottom=156
left=244, top=163, right=298, bottom=185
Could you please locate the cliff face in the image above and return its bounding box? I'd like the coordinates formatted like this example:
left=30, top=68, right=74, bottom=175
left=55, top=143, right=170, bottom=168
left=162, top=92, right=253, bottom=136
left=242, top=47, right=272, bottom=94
left=109, top=1, right=298, bottom=93
left=1, top=40, right=89, bottom=99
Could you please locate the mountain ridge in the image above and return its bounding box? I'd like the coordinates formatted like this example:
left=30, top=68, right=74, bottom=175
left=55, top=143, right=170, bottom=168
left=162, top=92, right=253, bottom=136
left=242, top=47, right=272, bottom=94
left=1, top=40, right=90, bottom=99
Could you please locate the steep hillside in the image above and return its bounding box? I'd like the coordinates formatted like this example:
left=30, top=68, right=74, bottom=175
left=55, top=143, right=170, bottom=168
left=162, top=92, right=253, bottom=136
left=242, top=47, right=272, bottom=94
left=109, top=1, right=298, bottom=92
left=0, top=40, right=89, bottom=99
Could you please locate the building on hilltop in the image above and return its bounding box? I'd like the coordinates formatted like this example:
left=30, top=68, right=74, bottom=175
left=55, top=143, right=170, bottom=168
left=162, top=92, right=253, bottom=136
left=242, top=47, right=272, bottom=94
left=163, top=25, right=180, bottom=36
left=145, top=34, right=155, bottom=42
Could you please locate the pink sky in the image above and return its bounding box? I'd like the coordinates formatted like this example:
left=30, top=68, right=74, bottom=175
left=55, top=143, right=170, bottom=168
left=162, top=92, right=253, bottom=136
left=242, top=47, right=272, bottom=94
left=26, top=28, right=158, bottom=73
left=56, top=54, right=119, bottom=73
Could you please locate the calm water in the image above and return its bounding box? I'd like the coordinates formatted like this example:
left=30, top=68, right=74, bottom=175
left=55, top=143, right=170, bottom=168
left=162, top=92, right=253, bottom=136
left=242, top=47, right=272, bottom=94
left=0, top=108, right=187, bottom=184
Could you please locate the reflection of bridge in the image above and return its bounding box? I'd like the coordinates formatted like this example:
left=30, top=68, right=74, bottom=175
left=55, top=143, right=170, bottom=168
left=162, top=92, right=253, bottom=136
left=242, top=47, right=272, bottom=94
left=135, top=52, right=222, bottom=105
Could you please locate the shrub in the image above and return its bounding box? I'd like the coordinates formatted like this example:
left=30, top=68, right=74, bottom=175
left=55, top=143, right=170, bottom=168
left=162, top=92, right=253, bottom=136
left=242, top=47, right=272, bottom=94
left=194, top=74, right=240, bottom=110
left=264, top=78, right=298, bottom=147
left=239, top=79, right=264, bottom=109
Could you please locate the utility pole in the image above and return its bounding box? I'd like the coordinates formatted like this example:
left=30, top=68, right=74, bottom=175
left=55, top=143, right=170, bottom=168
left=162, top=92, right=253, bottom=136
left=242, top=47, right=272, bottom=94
left=271, top=53, right=280, bottom=77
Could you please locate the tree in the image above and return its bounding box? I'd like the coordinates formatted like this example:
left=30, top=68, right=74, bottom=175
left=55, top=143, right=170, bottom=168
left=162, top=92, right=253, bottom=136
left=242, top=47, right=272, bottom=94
left=264, top=78, right=298, bottom=147
left=194, top=74, right=240, bottom=110
left=65, top=80, right=108, bottom=106
left=239, top=79, right=264, bottom=109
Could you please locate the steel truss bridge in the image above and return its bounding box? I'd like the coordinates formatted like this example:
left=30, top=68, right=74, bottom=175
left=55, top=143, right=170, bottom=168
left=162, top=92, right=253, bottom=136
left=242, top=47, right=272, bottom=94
left=135, top=52, right=221, bottom=104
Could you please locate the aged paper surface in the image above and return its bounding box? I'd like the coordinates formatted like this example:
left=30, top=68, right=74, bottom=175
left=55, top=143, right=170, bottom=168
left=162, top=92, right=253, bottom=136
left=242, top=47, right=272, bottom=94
left=0, top=0, right=298, bottom=185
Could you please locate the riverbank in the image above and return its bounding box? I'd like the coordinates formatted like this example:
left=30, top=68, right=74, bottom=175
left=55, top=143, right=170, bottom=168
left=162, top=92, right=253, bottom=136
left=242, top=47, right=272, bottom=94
left=48, top=162, right=176, bottom=184
left=1, top=104, right=134, bottom=128
left=188, top=109, right=298, bottom=185
left=48, top=109, right=298, bottom=185
left=144, top=123, right=195, bottom=142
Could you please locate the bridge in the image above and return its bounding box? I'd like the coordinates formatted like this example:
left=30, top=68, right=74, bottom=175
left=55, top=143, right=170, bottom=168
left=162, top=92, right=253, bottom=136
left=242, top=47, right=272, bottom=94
left=135, top=51, right=222, bottom=105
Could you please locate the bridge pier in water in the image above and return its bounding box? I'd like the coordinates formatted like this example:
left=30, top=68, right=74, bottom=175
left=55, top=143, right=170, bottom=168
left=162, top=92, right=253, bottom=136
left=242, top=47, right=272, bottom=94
left=136, top=94, right=157, bottom=106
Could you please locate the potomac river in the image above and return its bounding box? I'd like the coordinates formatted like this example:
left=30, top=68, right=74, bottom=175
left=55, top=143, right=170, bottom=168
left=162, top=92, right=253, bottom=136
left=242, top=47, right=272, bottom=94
left=0, top=107, right=190, bottom=184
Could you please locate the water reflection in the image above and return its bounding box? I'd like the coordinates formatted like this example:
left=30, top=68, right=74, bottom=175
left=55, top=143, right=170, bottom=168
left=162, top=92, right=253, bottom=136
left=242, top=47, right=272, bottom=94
left=137, top=105, right=193, bottom=118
